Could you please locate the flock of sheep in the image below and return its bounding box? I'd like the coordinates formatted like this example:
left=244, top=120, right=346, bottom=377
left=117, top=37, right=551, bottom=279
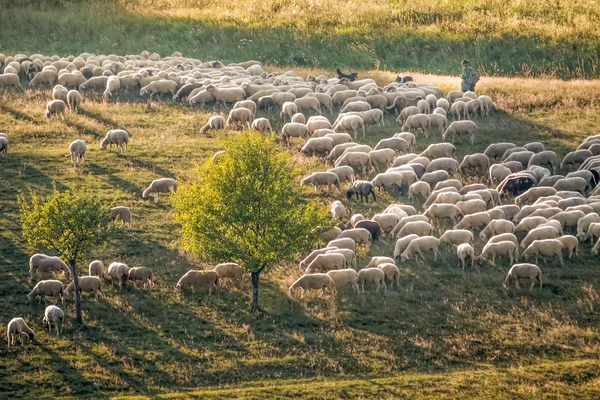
left=3, top=50, right=600, bottom=347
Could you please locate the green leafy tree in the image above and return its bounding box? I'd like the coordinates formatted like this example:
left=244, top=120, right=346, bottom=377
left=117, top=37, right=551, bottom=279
left=174, top=132, right=328, bottom=311
left=19, top=186, right=111, bottom=324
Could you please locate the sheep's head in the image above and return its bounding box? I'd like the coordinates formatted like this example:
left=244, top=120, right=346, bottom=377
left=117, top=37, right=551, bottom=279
left=139, top=88, right=147, bottom=96
left=100, top=138, right=109, bottom=150
left=346, top=189, right=355, bottom=199
left=45, top=110, right=52, bottom=118
left=400, top=253, right=409, bottom=262
left=288, top=285, right=296, bottom=295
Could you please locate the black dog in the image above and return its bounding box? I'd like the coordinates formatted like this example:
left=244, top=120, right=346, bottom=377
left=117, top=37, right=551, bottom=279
left=396, top=75, right=414, bottom=83
left=336, top=68, right=358, bottom=81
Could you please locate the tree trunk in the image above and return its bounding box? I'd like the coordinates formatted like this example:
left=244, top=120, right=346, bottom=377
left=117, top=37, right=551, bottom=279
left=251, top=271, right=262, bottom=312
left=70, top=260, right=82, bottom=324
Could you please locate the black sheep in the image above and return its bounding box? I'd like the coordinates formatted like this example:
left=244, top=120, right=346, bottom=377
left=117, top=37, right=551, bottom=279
left=354, top=220, right=382, bottom=241
left=346, top=181, right=376, bottom=203
left=497, top=174, right=537, bottom=196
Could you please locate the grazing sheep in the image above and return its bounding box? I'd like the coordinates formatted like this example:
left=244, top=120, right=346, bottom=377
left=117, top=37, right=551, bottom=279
left=327, top=269, right=359, bottom=293
left=561, top=149, right=592, bottom=170
left=419, top=143, right=456, bottom=160
left=371, top=172, right=403, bottom=193
left=251, top=118, right=272, bottom=135
left=289, top=274, right=334, bottom=297
left=89, top=260, right=105, bottom=278
left=68, top=139, right=86, bottom=166
left=128, top=267, right=154, bottom=288
left=107, top=262, right=129, bottom=289
left=550, top=210, right=585, bottom=231
left=577, top=213, right=600, bottom=241
left=281, top=122, right=309, bottom=145
left=553, top=177, right=587, bottom=195
left=200, top=116, right=225, bottom=135
left=176, top=270, right=220, bottom=294
left=326, top=248, right=356, bottom=268
left=0, top=135, right=7, bottom=161
left=205, top=84, right=245, bottom=107
left=327, top=238, right=356, bottom=252
left=424, top=204, right=463, bottom=225
left=394, top=132, right=417, bottom=150
left=402, top=114, right=430, bottom=138
left=460, top=153, right=490, bottom=174
left=301, top=137, right=335, bottom=157
left=189, top=89, right=216, bottom=106
left=357, top=268, right=386, bottom=293
left=327, top=166, right=355, bottom=187
left=294, top=97, right=321, bottom=114
left=365, top=256, right=395, bottom=269
left=346, top=180, right=376, bottom=202
left=453, top=211, right=491, bottom=230
left=377, top=263, right=400, bottom=289
left=337, top=228, right=372, bottom=247
left=29, top=70, right=58, bottom=88
left=515, top=187, right=557, bottom=205
left=478, top=241, right=519, bottom=265
left=301, top=172, right=342, bottom=194
left=305, top=253, right=347, bottom=273
left=521, top=226, right=560, bottom=249
left=480, top=220, right=515, bottom=240
left=232, top=100, right=257, bottom=117
left=522, top=239, right=564, bottom=266
left=400, top=236, right=441, bottom=262
left=227, top=108, right=253, bottom=129
left=334, top=115, right=365, bottom=139
left=280, top=102, right=299, bottom=121
left=103, top=75, right=121, bottom=100
left=28, top=280, right=65, bottom=304
left=330, top=200, right=345, bottom=219
left=457, top=243, right=475, bottom=269
left=485, top=143, right=517, bottom=160
left=65, top=276, right=104, bottom=300
left=52, top=84, right=68, bottom=103
left=100, top=129, right=129, bottom=152
left=257, top=96, right=277, bottom=112
left=43, top=305, right=64, bottom=336
left=420, top=170, right=450, bottom=188
left=6, top=318, right=35, bottom=347
left=300, top=247, right=339, bottom=269
left=408, top=181, right=431, bottom=201
left=29, top=254, right=71, bottom=281
left=435, top=179, right=463, bottom=191
left=374, top=137, right=408, bottom=154
left=439, top=230, right=474, bottom=249
left=456, top=199, right=487, bottom=215
left=442, top=121, right=477, bottom=144
left=505, top=263, right=542, bottom=289
left=393, top=234, right=419, bottom=258
left=212, top=263, right=243, bottom=287
left=292, top=113, right=306, bottom=124
left=557, top=235, right=578, bottom=259
left=142, top=178, right=177, bottom=203
left=45, top=99, right=67, bottom=121
left=111, top=206, right=131, bottom=228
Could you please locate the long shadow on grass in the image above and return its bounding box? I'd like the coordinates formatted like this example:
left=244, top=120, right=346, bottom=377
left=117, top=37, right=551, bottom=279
left=88, top=162, right=142, bottom=196
left=78, top=108, right=123, bottom=130
left=0, top=103, right=41, bottom=125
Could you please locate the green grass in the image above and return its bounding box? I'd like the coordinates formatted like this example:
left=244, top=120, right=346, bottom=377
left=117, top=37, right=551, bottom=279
left=2, top=69, right=600, bottom=398
left=2, top=0, right=600, bottom=78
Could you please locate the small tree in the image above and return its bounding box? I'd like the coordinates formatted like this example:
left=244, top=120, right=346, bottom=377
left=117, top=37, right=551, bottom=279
left=19, top=186, right=111, bottom=324
left=174, top=132, right=328, bottom=311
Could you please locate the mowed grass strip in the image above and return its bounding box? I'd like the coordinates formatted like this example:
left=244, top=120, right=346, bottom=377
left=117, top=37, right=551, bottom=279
left=1, top=69, right=600, bottom=398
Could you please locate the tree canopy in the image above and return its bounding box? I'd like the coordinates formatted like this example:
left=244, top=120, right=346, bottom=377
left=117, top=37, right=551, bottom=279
left=174, top=132, right=329, bottom=310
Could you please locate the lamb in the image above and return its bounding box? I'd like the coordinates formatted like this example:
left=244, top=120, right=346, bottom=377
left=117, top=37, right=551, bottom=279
left=553, top=177, right=587, bottom=195
left=65, top=276, right=104, bottom=300
left=232, top=100, right=257, bottom=117
left=294, top=97, right=321, bottom=114
left=29, top=254, right=71, bottom=281
left=89, top=260, right=105, bottom=278
left=424, top=204, right=463, bottom=225
left=300, top=172, right=342, bottom=194
left=357, top=268, right=387, bottom=293
left=402, top=114, right=430, bottom=138
left=205, top=84, right=245, bottom=107
left=251, top=118, right=272, bottom=135
left=43, top=306, right=64, bottom=336
left=28, top=280, right=65, bottom=304
left=400, top=236, right=441, bottom=262
left=176, top=270, right=220, bottom=294
left=374, top=137, right=408, bottom=154
left=227, top=108, right=253, bottom=129
left=327, top=166, right=355, bottom=187
left=257, top=96, right=277, bottom=112
left=107, top=262, right=129, bottom=289
left=478, top=241, right=519, bottom=265
left=6, top=318, right=35, bottom=347
left=557, top=235, right=578, bottom=259
left=281, top=122, right=309, bottom=146
left=334, top=115, right=365, bottom=139
left=301, top=137, right=335, bottom=157
left=103, top=75, right=121, bottom=100
left=280, top=102, right=299, bottom=121
left=45, top=99, right=67, bottom=121
left=522, top=239, right=564, bottom=266
left=442, top=121, right=477, bottom=144
left=408, top=181, right=431, bottom=201
left=327, top=238, right=356, bottom=252
left=128, top=267, right=154, bottom=288
left=289, top=274, right=334, bottom=297
left=199, top=116, right=225, bottom=135
left=0, top=135, right=7, bottom=161
left=453, top=211, right=491, bottom=230
left=326, top=269, right=359, bottom=293
left=439, top=229, right=474, bottom=248
left=330, top=200, right=345, bottom=219
left=419, top=143, right=456, bottom=160
left=505, top=263, right=542, bottom=289
left=479, top=219, right=515, bottom=240
left=337, top=228, right=372, bottom=247
left=110, top=206, right=131, bottom=228
left=305, top=253, right=347, bottom=273
left=29, top=70, right=58, bottom=88
left=521, top=226, right=560, bottom=249
left=457, top=243, right=474, bottom=269
left=142, top=178, right=177, bottom=203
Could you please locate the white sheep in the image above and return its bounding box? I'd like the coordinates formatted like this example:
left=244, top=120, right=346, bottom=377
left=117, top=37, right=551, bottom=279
left=327, top=237, right=356, bottom=252
left=337, top=228, right=371, bottom=247
left=200, top=116, right=225, bottom=134
left=402, top=114, right=430, bottom=138
left=327, top=166, right=355, bottom=187
left=107, top=262, right=130, bottom=289
left=0, top=135, right=8, bottom=161
left=176, top=270, right=220, bottom=294
left=442, top=120, right=477, bottom=144
left=212, top=263, right=243, bottom=287
left=294, top=97, right=321, bottom=114
left=439, top=229, right=474, bottom=248
left=301, top=172, right=342, bottom=194
left=478, top=241, right=519, bottom=265
left=29, top=254, right=71, bottom=281
left=89, top=260, right=105, bottom=278
left=292, top=113, right=306, bottom=124
left=557, top=235, right=578, bottom=259
left=505, top=263, right=542, bottom=289
left=251, top=117, right=272, bottom=135
left=327, top=269, right=359, bottom=294
left=424, top=203, right=463, bottom=225
left=280, top=102, right=299, bottom=121
left=28, top=280, right=65, bottom=304
left=6, top=318, right=35, bottom=347
left=357, top=268, right=386, bottom=293
left=227, top=108, right=253, bottom=130
left=335, top=152, right=372, bottom=175
left=330, top=200, right=345, bottom=219
left=110, top=206, right=131, bottom=228
left=52, top=84, right=68, bottom=103
left=305, top=253, right=346, bottom=273
left=334, top=115, right=365, bottom=139
left=232, top=100, right=257, bottom=117
left=128, top=267, right=155, bottom=288
left=281, top=122, right=309, bottom=146
left=205, top=84, right=245, bottom=107
left=408, top=181, right=431, bottom=201
left=301, top=137, right=335, bottom=156
left=142, top=178, right=177, bottom=203
left=576, top=213, right=600, bottom=241
left=521, top=226, right=560, bottom=249
left=479, top=219, right=515, bottom=240
left=43, top=305, right=64, bottom=336
left=457, top=243, right=474, bottom=269
left=103, top=75, right=121, bottom=100
left=289, top=274, right=334, bottom=297
left=101, top=129, right=129, bottom=152
left=374, top=137, right=408, bottom=154
left=400, top=236, right=441, bottom=262
left=68, top=139, right=86, bottom=166
left=453, top=211, right=491, bottom=230
left=522, top=239, right=564, bottom=266
left=377, top=263, right=400, bottom=289
left=45, top=99, right=67, bottom=121
left=65, top=276, right=104, bottom=300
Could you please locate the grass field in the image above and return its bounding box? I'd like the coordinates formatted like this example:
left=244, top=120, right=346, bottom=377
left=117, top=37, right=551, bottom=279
left=2, top=0, right=600, bottom=78
left=2, top=67, right=600, bottom=398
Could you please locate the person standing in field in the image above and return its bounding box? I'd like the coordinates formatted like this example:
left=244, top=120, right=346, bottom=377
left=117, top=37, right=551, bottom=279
left=461, top=59, right=479, bottom=92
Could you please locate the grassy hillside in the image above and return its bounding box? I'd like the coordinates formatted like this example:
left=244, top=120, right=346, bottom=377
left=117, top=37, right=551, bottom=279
left=1, top=0, right=600, bottom=78
left=2, top=69, right=600, bottom=398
